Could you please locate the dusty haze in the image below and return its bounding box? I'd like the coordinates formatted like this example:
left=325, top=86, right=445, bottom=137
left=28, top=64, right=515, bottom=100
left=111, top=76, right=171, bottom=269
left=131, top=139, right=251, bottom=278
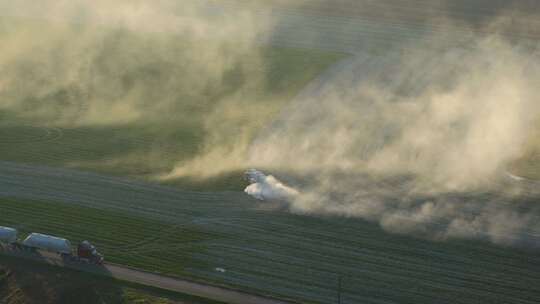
left=0, top=0, right=272, bottom=126
left=248, top=32, right=540, bottom=245
left=2, top=1, right=540, bottom=245
left=242, top=12, right=540, bottom=245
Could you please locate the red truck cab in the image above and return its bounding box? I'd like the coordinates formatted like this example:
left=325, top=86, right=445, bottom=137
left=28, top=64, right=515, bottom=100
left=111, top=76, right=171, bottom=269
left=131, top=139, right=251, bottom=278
left=77, top=240, right=104, bottom=264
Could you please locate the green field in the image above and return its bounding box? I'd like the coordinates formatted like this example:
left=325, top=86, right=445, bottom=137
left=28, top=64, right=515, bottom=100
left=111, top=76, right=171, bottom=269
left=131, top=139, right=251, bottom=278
left=0, top=16, right=344, bottom=191
left=0, top=14, right=348, bottom=302
left=2, top=6, right=540, bottom=304
left=0, top=59, right=342, bottom=191
left=0, top=198, right=218, bottom=277
left=1, top=194, right=539, bottom=304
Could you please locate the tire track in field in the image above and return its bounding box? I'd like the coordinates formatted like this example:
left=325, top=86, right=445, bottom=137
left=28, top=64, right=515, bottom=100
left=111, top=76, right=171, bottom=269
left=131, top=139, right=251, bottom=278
left=2, top=4, right=540, bottom=303
left=2, top=66, right=540, bottom=304
left=0, top=162, right=539, bottom=303
left=0, top=125, right=63, bottom=144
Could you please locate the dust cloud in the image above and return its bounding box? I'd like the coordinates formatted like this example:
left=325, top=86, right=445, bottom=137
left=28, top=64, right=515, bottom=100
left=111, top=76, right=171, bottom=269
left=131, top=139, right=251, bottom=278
left=0, top=0, right=271, bottom=126
left=251, top=36, right=540, bottom=189
left=2, top=1, right=540, bottom=245
left=244, top=169, right=299, bottom=201
left=248, top=31, right=540, bottom=245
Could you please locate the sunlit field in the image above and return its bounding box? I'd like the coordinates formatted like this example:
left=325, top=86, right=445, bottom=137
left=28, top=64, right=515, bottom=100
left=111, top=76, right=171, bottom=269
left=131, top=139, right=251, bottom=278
left=1, top=1, right=540, bottom=304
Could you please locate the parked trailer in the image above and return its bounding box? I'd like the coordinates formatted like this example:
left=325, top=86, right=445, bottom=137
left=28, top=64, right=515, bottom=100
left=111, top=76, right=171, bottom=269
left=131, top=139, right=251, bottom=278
left=22, top=233, right=72, bottom=255
left=0, top=226, right=17, bottom=244
left=1, top=230, right=104, bottom=264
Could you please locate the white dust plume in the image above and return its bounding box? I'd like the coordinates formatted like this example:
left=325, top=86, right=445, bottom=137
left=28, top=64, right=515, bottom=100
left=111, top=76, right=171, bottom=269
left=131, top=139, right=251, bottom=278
left=246, top=33, right=540, bottom=246
left=244, top=169, right=299, bottom=201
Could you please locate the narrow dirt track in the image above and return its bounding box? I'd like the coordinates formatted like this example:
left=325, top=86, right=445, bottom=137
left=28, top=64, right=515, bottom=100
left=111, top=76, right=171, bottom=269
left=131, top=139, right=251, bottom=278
left=1, top=161, right=540, bottom=304
left=2, top=3, right=540, bottom=303
left=0, top=250, right=292, bottom=304
left=105, top=264, right=292, bottom=304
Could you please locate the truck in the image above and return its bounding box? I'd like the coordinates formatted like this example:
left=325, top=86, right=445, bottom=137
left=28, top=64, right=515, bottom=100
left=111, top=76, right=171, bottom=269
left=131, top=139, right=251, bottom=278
left=0, top=226, right=18, bottom=244
left=0, top=227, right=104, bottom=265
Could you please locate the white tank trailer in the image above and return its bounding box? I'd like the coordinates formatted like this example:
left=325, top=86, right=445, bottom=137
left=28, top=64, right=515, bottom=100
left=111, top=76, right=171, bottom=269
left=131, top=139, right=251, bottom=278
left=0, top=228, right=104, bottom=264
left=23, top=233, right=72, bottom=255
left=0, top=226, right=17, bottom=244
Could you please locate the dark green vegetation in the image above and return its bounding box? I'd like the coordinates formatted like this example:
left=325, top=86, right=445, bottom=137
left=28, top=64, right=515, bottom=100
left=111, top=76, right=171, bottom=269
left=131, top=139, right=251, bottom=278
left=0, top=255, right=224, bottom=304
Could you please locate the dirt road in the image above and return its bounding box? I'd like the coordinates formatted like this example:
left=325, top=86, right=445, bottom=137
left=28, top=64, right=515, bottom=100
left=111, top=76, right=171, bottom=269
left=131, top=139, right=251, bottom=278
left=105, top=264, right=291, bottom=304
left=0, top=249, right=292, bottom=304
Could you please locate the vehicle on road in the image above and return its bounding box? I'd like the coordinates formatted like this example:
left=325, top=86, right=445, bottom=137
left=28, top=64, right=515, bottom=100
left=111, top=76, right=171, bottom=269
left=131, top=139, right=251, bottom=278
left=0, top=226, right=104, bottom=265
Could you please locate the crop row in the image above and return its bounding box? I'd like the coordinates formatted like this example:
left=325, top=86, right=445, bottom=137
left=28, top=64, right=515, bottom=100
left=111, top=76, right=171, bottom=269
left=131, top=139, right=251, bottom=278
left=0, top=198, right=219, bottom=277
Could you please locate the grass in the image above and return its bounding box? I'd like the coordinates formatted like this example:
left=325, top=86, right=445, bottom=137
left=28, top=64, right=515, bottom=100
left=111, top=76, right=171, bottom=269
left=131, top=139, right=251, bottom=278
left=0, top=198, right=220, bottom=277
left=0, top=254, right=226, bottom=304
left=2, top=11, right=540, bottom=304
left=1, top=196, right=539, bottom=304
left=0, top=26, right=343, bottom=191
left=121, top=287, right=226, bottom=304
left=0, top=15, right=345, bottom=303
